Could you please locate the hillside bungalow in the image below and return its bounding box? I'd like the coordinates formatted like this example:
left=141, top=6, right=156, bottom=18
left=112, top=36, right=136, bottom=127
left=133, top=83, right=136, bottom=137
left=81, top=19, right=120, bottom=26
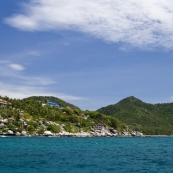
left=96, top=123, right=106, bottom=130
left=0, top=99, right=11, bottom=108
left=77, top=116, right=83, bottom=119
left=66, top=106, right=73, bottom=111
left=46, top=101, right=59, bottom=107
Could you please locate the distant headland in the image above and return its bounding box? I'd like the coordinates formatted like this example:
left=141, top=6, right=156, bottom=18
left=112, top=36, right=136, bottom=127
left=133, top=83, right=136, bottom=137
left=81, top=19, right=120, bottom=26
left=0, top=95, right=173, bottom=136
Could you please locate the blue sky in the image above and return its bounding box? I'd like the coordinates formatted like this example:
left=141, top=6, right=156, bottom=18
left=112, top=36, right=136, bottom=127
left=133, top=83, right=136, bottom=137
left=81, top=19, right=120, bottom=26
left=0, top=0, right=173, bottom=110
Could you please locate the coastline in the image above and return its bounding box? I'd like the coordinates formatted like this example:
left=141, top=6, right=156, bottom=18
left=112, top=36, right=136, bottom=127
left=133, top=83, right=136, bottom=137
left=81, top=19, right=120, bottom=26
left=1, top=133, right=172, bottom=137
left=1, top=135, right=173, bottom=137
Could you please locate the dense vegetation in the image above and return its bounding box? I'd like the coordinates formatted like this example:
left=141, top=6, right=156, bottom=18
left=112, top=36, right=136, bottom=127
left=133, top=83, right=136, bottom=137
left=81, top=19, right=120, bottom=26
left=24, top=96, right=79, bottom=109
left=2, top=95, right=173, bottom=135
left=0, top=96, right=125, bottom=134
left=97, top=96, right=173, bottom=135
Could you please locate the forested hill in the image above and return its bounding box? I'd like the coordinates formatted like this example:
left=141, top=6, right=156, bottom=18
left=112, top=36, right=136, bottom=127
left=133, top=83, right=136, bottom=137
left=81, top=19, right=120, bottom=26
left=97, top=96, right=173, bottom=135
left=0, top=95, right=125, bottom=135
left=22, top=96, right=79, bottom=109
left=1, top=95, right=173, bottom=135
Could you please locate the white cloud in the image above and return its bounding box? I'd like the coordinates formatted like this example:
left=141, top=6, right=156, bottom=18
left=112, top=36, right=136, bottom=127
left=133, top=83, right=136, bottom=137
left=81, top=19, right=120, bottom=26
left=8, top=64, right=25, bottom=71
left=0, top=82, right=86, bottom=101
left=27, top=50, right=41, bottom=56
left=54, top=93, right=87, bottom=101
left=20, top=76, right=56, bottom=85
left=0, top=62, right=22, bottom=77
left=0, top=60, right=86, bottom=101
left=0, top=60, right=55, bottom=85
left=2, top=50, right=41, bottom=60
left=5, top=0, right=173, bottom=49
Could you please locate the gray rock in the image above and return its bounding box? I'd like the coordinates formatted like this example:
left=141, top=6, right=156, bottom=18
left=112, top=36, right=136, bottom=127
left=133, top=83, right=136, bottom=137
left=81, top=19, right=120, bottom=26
left=7, top=130, right=13, bottom=135
left=136, top=131, right=143, bottom=136
left=0, top=123, right=4, bottom=128
left=2, top=119, right=8, bottom=124
left=109, top=128, right=117, bottom=134
left=21, top=131, right=27, bottom=136
left=75, top=132, right=91, bottom=137
left=43, top=131, right=53, bottom=136
left=16, top=132, right=21, bottom=136
left=130, top=131, right=143, bottom=136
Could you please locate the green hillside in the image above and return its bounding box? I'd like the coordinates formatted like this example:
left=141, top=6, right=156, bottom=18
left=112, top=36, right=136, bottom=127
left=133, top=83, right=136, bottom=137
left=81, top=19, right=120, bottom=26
left=0, top=96, right=125, bottom=135
left=97, top=96, right=173, bottom=135
left=1, top=95, right=173, bottom=135
left=22, top=96, right=79, bottom=109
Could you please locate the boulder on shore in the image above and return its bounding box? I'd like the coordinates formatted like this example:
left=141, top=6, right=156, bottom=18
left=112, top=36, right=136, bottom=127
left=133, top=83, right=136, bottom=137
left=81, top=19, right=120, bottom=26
left=43, top=131, right=53, bottom=136
left=16, top=132, right=21, bottom=136
left=131, top=131, right=143, bottom=136
left=7, top=130, right=13, bottom=135
left=21, top=131, right=27, bottom=136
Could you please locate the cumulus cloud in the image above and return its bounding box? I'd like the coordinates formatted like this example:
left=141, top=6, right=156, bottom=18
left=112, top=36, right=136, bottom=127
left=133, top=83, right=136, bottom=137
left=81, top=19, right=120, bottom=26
left=8, top=64, right=25, bottom=71
left=5, top=0, right=173, bottom=49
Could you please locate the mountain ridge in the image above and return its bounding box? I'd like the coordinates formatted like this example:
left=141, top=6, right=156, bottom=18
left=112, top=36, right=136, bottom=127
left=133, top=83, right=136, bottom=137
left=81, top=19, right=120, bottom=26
left=1, top=95, right=173, bottom=135
left=97, top=96, right=173, bottom=135
left=0, top=95, right=127, bottom=136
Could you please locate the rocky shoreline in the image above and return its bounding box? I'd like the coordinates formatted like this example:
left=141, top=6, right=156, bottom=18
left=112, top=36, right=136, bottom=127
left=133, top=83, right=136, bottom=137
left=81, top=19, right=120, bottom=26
left=0, top=129, right=144, bottom=137
left=0, top=117, right=144, bottom=137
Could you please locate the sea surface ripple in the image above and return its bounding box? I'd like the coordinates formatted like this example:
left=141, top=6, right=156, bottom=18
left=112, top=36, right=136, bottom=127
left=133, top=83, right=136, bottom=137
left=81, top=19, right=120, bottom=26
left=0, top=137, right=173, bottom=173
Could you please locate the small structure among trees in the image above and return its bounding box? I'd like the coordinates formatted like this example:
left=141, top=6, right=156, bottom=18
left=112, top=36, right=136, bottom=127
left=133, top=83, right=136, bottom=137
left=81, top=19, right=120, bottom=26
left=0, top=99, right=11, bottom=108
left=96, top=123, right=106, bottom=130
left=42, top=101, right=59, bottom=107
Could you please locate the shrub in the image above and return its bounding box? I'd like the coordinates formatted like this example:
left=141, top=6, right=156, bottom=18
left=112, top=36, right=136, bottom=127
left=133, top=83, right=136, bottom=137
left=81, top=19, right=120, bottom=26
left=37, top=126, right=44, bottom=135
left=47, top=124, right=60, bottom=133
left=27, top=125, right=35, bottom=134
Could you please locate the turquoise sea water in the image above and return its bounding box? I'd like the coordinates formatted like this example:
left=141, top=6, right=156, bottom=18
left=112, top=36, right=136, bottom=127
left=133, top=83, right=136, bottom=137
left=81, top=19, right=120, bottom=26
left=0, top=137, right=173, bottom=173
